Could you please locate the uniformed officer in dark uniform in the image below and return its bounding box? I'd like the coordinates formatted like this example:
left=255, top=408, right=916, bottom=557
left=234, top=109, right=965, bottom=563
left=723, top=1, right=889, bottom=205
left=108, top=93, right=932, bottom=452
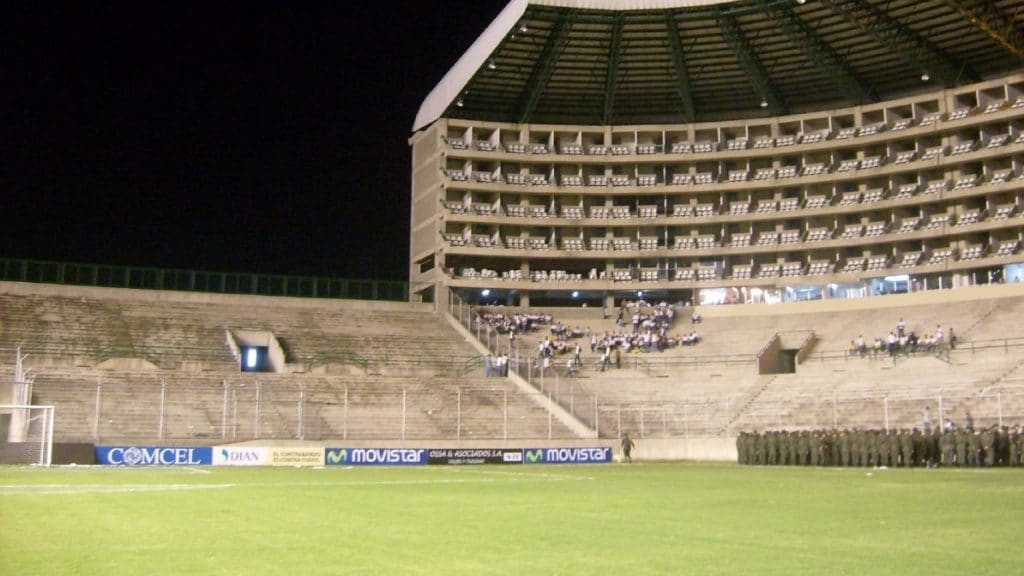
left=955, top=427, right=968, bottom=467
left=940, top=427, right=955, bottom=466
left=887, top=430, right=900, bottom=467
left=1009, top=426, right=1021, bottom=467
left=967, top=430, right=982, bottom=467
left=900, top=429, right=914, bottom=468
left=839, top=429, right=851, bottom=467
left=981, top=426, right=996, bottom=467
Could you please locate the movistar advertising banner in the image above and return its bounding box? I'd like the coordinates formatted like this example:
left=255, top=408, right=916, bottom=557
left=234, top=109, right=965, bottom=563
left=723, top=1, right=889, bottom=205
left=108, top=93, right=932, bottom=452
left=95, top=446, right=212, bottom=466
left=325, top=448, right=428, bottom=466
left=523, top=447, right=612, bottom=464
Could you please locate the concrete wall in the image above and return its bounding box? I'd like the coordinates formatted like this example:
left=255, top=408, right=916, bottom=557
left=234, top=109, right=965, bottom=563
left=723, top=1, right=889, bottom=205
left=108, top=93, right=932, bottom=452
left=624, top=437, right=738, bottom=462
left=231, top=436, right=739, bottom=462
left=757, top=335, right=781, bottom=375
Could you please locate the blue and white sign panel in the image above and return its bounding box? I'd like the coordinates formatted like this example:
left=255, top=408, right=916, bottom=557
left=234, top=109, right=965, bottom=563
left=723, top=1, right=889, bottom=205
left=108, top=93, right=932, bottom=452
left=96, top=446, right=213, bottom=466
left=325, top=448, right=428, bottom=466
left=523, top=447, right=612, bottom=464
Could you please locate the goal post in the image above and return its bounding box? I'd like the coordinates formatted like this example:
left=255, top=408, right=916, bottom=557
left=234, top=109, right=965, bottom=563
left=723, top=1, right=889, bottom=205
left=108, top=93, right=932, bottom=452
left=0, top=404, right=54, bottom=466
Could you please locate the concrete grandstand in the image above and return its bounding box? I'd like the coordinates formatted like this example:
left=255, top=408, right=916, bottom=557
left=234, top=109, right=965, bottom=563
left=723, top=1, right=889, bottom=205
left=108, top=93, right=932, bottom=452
left=4, top=0, right=1024, bottom=462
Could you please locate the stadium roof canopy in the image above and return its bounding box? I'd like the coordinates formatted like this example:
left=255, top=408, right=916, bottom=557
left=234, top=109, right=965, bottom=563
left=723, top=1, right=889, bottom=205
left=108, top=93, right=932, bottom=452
left=413, top=0, right=1024, bottom=131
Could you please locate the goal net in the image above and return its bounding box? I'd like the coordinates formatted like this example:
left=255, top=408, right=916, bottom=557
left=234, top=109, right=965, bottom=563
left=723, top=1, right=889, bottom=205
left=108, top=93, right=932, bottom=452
left=0, top=404, right=54, bottom=466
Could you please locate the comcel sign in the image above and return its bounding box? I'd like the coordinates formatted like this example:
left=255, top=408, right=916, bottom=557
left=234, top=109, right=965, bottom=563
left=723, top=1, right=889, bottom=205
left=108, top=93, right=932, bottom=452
left=96, top=446, right=212, bottom=466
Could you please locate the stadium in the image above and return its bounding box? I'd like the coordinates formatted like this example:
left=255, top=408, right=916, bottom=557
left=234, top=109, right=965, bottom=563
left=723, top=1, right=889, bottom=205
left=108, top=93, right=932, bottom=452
left=3, top=1, right=1024, bottom=574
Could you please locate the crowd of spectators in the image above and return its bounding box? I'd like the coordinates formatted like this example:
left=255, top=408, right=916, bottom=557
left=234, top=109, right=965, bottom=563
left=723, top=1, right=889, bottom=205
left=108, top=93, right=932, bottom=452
left=590, top=329, right=697, bottom=357
left=483, top=353, right=509, bottom=377
left=737, top=423, right=1022, bottom=468
left=476, top=311, right=552, bottom=334
left=476, top=301, right=700, bottom=377
left=850, top=317, right=956, bottom=358
left=615, top=300, right=677, bottom=331
left=550, top=322, right=586, bottom=339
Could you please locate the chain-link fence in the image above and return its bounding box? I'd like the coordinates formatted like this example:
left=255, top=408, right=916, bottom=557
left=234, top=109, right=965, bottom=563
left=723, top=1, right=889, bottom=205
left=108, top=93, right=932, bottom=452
left=596, top=388, right=1024, bottom=439
left=33, top=378, right=580, bottom=444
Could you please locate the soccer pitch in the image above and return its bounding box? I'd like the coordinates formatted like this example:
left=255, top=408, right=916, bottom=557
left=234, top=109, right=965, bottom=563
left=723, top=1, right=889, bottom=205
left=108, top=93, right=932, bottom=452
left=1, top=463, right=1020, bottom=575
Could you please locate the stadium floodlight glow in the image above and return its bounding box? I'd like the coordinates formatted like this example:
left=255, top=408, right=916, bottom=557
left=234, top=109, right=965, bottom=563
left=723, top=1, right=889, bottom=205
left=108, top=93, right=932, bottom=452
left=795, top=0, right=806, bottom=4
left=456, top=97, right=464, bottom=107
left=487, top=59, right=497, bottom=70
left=760, top=98, right=768, bottom=108
left=571, top=290, right=579, bottom=298
left=245, top=348, right=259, bottom=369
left=481, top=289, right=490, bottom=297
left=637, top=290, right=644, bottom=297
left=519, top=23, right=528, bottom=33
left=921, top=70, right=930, bottom=82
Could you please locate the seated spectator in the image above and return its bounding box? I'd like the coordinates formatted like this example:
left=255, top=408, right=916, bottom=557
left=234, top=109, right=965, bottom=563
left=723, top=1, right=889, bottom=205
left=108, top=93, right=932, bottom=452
left=920, top=333, right=934, bottom=350
left=906, top=331, right=919, bottom=353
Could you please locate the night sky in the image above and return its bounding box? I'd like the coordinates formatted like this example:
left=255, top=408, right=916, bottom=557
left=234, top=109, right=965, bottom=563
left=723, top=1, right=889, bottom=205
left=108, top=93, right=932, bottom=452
left=3, top=1, right=508, bottom=281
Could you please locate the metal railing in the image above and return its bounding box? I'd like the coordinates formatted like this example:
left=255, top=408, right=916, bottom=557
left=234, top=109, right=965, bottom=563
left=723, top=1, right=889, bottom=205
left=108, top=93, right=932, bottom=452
left=595, top=388, right=1024, bottom=440
left=28, top=374, right=1024, bottom=444
left=36, top=378, right=573, bottom=443
left=448, top=291, right=599, bottom=430
left=800, top=336, right=1024, bottom=365
left=0, top=257, right=407, bottom=302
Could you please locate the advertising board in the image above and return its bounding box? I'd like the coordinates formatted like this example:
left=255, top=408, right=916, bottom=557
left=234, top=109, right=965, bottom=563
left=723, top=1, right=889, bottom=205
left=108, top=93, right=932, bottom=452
left=213, top=446, right=269, bottom=466
left=325, top=448, right=428, bottom=466
left=523, top=447, right=612, bottom=464
left=268, top=447, right=324, bottom=467
left=427, top=448, right=523, bottom=465
left=95, top=446, right=212, bottom=466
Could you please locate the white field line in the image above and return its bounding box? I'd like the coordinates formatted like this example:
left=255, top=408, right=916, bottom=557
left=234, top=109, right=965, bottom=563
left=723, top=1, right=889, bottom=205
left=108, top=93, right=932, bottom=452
left=442, top=467, right=596, bottom=481
left=182, top=466, right=211, bottom=475
left=0, top=470, right=593, bottom=496
left=0, top=483, right=238, bottom=495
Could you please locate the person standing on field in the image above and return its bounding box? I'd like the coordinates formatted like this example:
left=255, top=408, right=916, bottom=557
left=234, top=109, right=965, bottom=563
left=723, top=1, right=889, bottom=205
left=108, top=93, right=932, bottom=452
left=621, top=433, right=635, bottom=463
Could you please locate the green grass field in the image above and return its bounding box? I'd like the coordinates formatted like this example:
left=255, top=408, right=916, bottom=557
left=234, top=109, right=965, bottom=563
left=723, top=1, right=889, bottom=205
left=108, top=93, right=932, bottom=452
left=1, top=462, right=1021, bottom=575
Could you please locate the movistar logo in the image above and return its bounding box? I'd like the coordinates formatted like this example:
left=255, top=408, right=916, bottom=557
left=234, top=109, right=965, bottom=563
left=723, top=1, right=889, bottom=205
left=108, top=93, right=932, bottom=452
left=326, top=449, right=349, bottom=464
left=526, top=449, right=544, bottom=463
